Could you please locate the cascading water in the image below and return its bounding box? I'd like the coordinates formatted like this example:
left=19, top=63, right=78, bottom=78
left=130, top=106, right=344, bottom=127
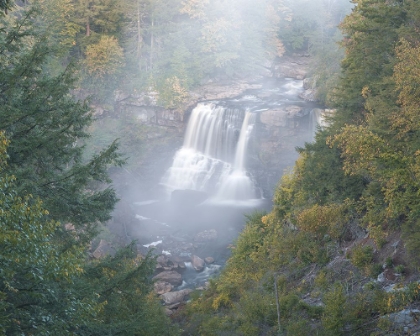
left=160, top=102, right=258, bottom=202
left=214, top=111, right=256, bottom=201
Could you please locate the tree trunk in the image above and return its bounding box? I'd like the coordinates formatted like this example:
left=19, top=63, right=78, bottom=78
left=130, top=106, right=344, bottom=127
left=150, top=18, right=154, bottom=71
left=137, top=0, right=142, bottom=62
left=86, top=18, right=90, bottom=37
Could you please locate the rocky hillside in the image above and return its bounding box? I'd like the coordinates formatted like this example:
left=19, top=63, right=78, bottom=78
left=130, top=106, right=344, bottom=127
left=170, top=1, right=420, bottom=335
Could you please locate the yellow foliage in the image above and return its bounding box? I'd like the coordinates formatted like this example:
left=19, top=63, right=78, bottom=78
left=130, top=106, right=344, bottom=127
left=161, top=76, right=189, bottom=108
left=296, top=204, right=347, bottom=239
left=85, top=35, right=125, bottom=78
left=212, top=292, right=231, bottom=310
left=180, top=0, right=209, bottom=19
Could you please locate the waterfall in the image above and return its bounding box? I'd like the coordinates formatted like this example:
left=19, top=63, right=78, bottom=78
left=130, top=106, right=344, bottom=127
left=160, top=102, right=258, bottom=202
left=309, top=108, right=331, bottom=134
left=214, top=111, right=256, bottom=201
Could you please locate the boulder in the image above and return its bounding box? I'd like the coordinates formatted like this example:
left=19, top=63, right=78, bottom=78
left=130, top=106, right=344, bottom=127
left=191, top=255, right=205, bottom=272
left=205, top=257, right=215, bottom=264
left=161, top=289, right=193, bottom=305
left=156, top=255, right=169, bottom=268
left=154, top=281, right=174, bottom=295
left=153, top=271, right=183, bottom=287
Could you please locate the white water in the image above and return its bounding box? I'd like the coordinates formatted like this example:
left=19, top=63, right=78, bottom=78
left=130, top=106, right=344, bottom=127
left=214, top=111, right=256, bottom=201
left=161, top=102, right=258, bottom=202
left=309, top=108, right=330, bottom=133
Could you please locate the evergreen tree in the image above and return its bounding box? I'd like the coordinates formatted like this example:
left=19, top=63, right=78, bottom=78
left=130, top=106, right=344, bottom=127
left=0, top=0, right=13, bottom=15
left=0, top=8, right=123, bottom=236
left=0, top=132, right=91, bottom=335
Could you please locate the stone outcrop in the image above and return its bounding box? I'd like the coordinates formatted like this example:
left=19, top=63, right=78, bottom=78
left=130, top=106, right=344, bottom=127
left=272, top=55, right=309, bottom=80
left=161, top=288, right=193, bottom=305
left=154, top=281, right=174, bottom=295
left=153, top=271, right=183, bottom=287
left=299, top=89, right=317, bottom=102
left=385, top=309, right=420, bottom=332
left=191, top=81, right=263, bottom=102
left=260, top=105, right=303, bottom=129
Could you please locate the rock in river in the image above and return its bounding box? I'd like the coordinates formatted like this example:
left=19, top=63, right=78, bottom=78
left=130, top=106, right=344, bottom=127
left=153, top=271, right=183, bottom=287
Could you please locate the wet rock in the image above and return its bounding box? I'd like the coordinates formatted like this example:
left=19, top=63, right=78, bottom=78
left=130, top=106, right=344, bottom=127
left=153, top=271, right=183, bottom=287
left=194, top=230, right=218, bottom=242
left=156, top=254, right=176, bottom=271
left=154, top=281, right=174, bottom=295
left=260, top=105, right=303, bottom=128
left=191, top=255, right=205, bottom=272
left=272, top=56, right=309, bottom=79
left=205, top=257, right=215, bottom=264
left=299, top=89, right=317, bottom=102
left=157, top=255, right=169, bottom=266
left=193, top=82, right=263, bottom=101
left=161, top=289, right=193, bottom=305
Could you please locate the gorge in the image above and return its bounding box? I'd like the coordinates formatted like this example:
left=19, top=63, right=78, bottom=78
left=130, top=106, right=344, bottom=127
left=103, top=58, right=326, bottom=309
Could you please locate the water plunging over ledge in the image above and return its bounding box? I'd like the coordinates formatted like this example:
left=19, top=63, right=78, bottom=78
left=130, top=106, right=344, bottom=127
left=160, top=102, right=260, bottom=203
left=131, top=77, right=321, bottom=289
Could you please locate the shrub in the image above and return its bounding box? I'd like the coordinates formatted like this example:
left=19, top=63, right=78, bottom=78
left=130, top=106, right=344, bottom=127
left=350, top=245, right=374, bottom=268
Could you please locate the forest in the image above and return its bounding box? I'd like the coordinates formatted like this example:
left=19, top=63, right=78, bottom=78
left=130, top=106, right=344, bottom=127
left=1, top=0, right=420, bottom=335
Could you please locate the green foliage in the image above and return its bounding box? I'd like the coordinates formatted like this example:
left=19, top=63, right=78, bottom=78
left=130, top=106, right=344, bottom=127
left=394, top=264, right=405, bottom=275
left=0, top=133, right=88, bottom=334
left=0, top=0, right=13, bottom=15
left=179, top=1, right=420, bottom=335
left=76, top=246, right=177, bottom=335
left=0, top=10, right=176, bottom=335
left=0, top=135, right=176, bottom=334
left=350, top=245, right=374, bottom=269
left=285, top=319, right=313, bottom=336
left=83, top=35, right=125, bottom=100
left=321, top=285, right=346, bottom=335
left=0, top=10, right=124, bottom=231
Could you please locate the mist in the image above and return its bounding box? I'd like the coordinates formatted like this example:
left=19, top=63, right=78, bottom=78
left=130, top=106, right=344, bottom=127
left=87, top=0, right=356, bottom=291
